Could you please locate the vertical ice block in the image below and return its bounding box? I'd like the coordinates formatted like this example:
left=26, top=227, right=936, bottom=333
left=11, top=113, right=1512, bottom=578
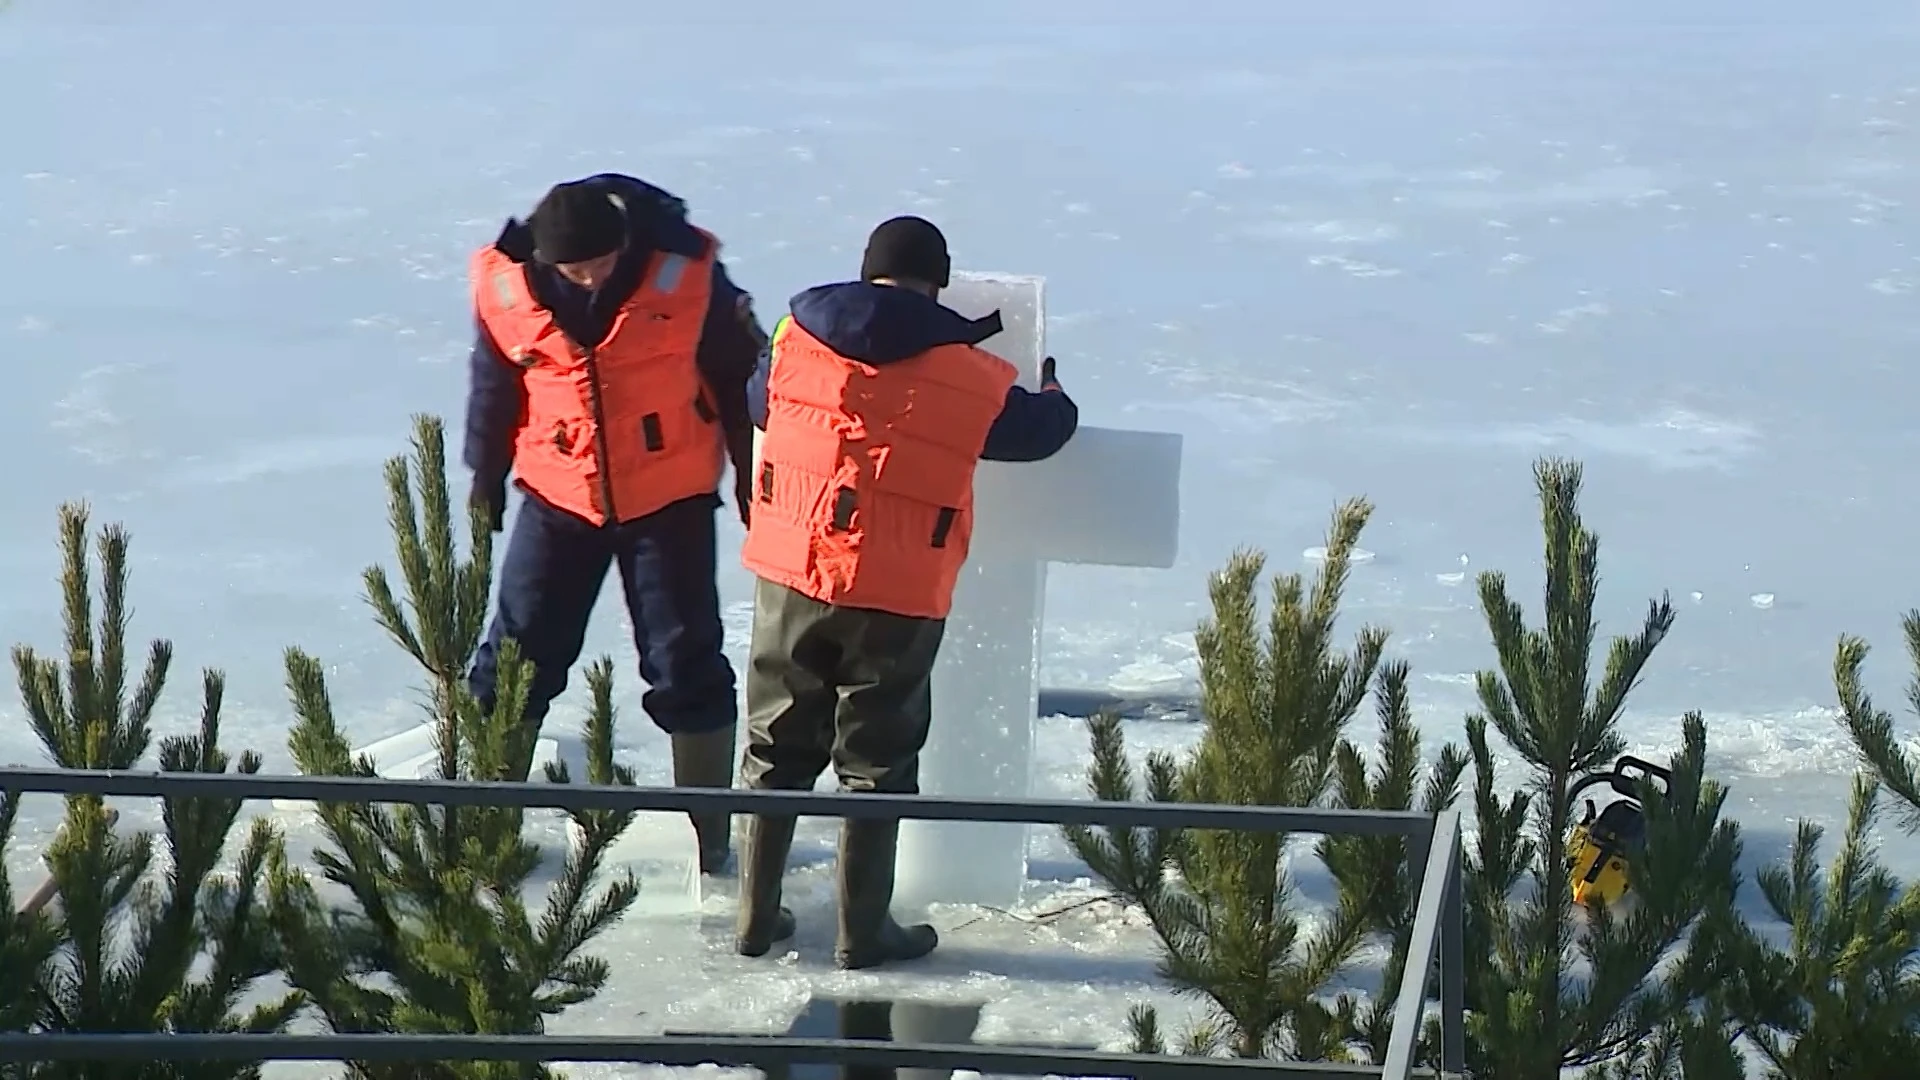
left=896, top=272, right=1183, bottom=910
left=893, top=273, right=1049, bottom=909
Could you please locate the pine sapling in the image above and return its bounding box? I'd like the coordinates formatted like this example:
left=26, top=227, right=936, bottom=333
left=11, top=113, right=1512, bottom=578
left=14, top=503, right=298, bottom=1079
left=1835, top=618, right=1920, bottom=831
left=1320, top=658, right=1468, bottom=1066
left=268, top=415, right=639, bottom=1080
left=1067, top=499, right=1422, bottom=1060
left=1711, top=775, right=1920, bottom=1076
left=0, top=789, right=59, bottom=1038
left=1583, top=990, right=1744, bottom=1080
left=1460, top=458, right=1739, bottom=1078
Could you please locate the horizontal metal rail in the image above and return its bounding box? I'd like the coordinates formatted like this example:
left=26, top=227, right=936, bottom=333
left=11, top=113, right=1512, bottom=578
left=0, top=767, right=1432, bottom=834
left=0, top=767, right=1464, bottom=1079
left=0, top=1032, right=1435, bottom=1078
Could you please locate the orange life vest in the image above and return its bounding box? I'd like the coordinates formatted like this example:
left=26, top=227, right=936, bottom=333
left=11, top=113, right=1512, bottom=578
left=470, top=239, right=724, bottom=526
left=742, top=316, right=1018, bottom=619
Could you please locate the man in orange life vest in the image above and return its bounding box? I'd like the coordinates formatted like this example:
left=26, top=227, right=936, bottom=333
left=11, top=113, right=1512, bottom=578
left=732, top=216, right=1079, bottom=968
left=464, top=174, right=764, bottom=874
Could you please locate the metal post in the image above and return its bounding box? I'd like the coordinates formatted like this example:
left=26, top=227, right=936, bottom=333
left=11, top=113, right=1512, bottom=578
left=1400, top=817, right=1433, bottom=1078
left=1440, top=840, right=1465, bottom=1077
left=1380, top=810, right=1462, bottom=1080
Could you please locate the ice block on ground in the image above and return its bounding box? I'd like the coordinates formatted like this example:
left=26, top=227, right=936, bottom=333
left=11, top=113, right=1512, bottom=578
left=271, top=723, right=584, bottom=811
left=566, top=810, right=704, bottom=918
left=269, top=723, right=444, bottom=815
left=273, top=722, right=702, bottom=916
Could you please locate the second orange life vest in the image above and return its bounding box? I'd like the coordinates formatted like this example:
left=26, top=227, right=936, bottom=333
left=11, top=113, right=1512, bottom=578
left=742, top=315, right=1018, bottom=619
left=470, top=240, right=724, bottom=525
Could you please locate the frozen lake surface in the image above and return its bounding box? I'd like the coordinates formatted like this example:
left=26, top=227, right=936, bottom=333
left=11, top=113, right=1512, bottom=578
left=5, top=0, right=1920, bottom=1072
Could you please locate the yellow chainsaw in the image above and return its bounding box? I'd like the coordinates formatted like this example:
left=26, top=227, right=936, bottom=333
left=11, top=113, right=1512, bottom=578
left=1566, top=754, right=1671, bottom=908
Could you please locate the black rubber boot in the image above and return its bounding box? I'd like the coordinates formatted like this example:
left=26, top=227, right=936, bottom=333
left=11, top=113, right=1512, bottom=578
left=834, top=818, right=937, bottom=970
left=735, top=815, right=798, bottom=957
left=670, top=728, right=737, bottom=875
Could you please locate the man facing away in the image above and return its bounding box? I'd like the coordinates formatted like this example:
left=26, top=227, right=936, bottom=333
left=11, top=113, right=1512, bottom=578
left=463, top=173, right=766, bottom=874
left=733, top=216, right=1079, bottom=969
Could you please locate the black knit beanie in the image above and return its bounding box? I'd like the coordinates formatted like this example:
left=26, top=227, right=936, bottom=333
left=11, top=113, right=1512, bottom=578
left=860, top=216, right=951, bottom=288
left=530, top=181, right=627, bottom=264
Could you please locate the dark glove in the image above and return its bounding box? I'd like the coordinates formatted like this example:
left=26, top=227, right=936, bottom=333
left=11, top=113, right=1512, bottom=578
left=732, top=469, right=753, bottom=528
left=1040, top=356, right=1059, bottom=388
left=470, top=474, right=507, bottom=533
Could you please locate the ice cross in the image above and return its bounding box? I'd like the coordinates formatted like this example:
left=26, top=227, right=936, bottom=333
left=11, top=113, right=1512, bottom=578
left=890, top=271, right=1183, bottom=910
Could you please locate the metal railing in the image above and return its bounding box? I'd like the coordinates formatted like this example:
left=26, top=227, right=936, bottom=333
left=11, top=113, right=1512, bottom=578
left=0, top=767, right=1466, bottom=1080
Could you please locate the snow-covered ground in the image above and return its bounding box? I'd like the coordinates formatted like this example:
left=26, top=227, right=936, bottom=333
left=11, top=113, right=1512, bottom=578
left=6, top=0, right=1920, bottom=1072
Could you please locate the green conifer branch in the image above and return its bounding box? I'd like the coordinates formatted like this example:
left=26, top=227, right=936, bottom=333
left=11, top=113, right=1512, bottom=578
left=274, top=416, right=633, bottom=1078
left=0, top=792, right=57, bottom=1034
left=1126, top=1003, right=1165, bottom=1054
left=14, top=503, right=290, bottom=1077
left=1835, top=627, right=1920, bottom=832
left=1460, top=458, right=1724, bottom=1078
left=1069, top=499, right=1454, bottom=1061
left=1319, top=658, right=1466, bottom=1067
left=1709, top=772, right=1920, bottom=1073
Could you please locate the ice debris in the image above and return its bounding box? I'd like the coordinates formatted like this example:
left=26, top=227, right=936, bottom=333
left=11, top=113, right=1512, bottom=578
left=1303, top=546, right=1376, bottom=563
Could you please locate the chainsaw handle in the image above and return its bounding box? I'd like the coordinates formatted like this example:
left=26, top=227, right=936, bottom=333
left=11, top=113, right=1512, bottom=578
left=1569, top=771, right=1615, bottom=803
left=1615, top=755, right=1670, bottom=780
left=1569, top=755, right=1673, bottom=808
left=1610, top=755, right=1672, bottom=799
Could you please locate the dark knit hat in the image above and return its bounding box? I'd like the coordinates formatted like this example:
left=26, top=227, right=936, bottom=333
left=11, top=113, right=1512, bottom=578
left=529, top=181, right=626, bottom=264
left=860, top=215, right=951, bottom=288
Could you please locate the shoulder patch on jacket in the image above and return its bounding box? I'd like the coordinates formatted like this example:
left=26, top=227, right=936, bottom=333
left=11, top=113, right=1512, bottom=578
left=490, top=271, right=518, bottom=310
left=651, top=253, right=689, bottom=294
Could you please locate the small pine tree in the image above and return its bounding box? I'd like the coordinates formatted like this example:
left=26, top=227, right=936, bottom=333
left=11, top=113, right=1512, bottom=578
left=1459, top=458, right=1742, bottom=1078
left=12, top=503, right=299, bottom=1079
left=267, top=415, right=640, bottom=1080
left=1708, top=775, right=1920, bottom=1077
left=1587, top=993, right=1745, bottom=1080
left=1835, top=618, right=1920, bottom=830
left=1066, top=499, right=1463, bottom=1061
left=0, top=790, right=60, bottom=1038
left=1321, top=657, right=1469, bottom=1066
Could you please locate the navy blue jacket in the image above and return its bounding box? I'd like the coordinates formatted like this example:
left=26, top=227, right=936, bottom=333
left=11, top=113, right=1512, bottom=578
left=746, top=281, right=1079, bottom=462
left=463, top=174, right=766, bottom=490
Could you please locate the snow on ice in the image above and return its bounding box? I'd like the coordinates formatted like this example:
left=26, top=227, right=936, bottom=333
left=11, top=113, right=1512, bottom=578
left=5, top=0, right=1920, bottom=1070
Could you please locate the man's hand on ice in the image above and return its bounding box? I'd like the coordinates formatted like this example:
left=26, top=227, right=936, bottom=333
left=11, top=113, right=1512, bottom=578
left=733, top=470, right=753, bottom=528
left=470, top=475, right=507, bottom=533
left=1040, top=356, right=1059, bottom=388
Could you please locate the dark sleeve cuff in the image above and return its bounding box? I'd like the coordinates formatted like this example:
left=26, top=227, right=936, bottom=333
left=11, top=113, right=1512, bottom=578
left=463, top=317, right=525, bottom=481
left=979, top=386, right=1079, bottom=462
left=696, top=261, right=766, bottom=434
